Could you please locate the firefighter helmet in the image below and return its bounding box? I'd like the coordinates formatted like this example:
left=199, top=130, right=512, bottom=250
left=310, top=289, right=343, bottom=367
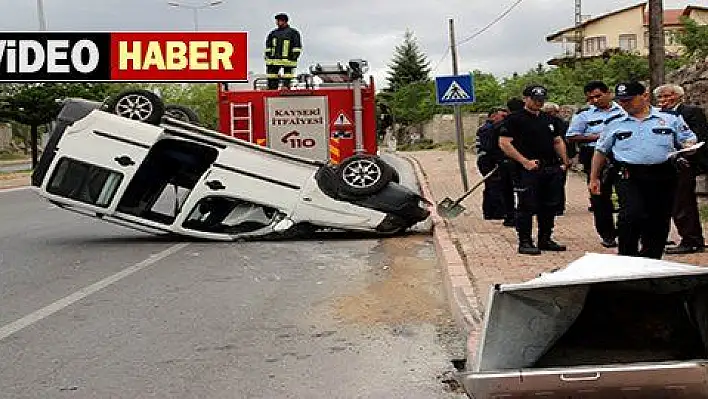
left=274, top=13, right=288, bottom=22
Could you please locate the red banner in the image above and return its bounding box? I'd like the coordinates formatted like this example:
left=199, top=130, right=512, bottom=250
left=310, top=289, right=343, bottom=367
left=109, top=32, right=247, bottom=81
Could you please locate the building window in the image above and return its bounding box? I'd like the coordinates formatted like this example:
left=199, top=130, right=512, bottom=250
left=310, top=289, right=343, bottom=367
left=644, top=30, right=680, bottom=48
left=619, top=34, right=637, bottom=51
left=584, top=36, right=606, bottom=54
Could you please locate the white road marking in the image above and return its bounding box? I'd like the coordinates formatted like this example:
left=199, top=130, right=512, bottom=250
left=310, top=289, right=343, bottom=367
left=0, top=243, right=189, bottom=341
left=0, top=186, right=31, bottom=194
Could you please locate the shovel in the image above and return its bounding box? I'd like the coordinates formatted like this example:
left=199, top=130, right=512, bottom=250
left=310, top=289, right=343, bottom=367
left=436, top=164, right=499, bottom=218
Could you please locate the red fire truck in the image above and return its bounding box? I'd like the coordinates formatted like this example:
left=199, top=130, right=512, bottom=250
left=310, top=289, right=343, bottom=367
left=216, top=59, right=378, bottom=164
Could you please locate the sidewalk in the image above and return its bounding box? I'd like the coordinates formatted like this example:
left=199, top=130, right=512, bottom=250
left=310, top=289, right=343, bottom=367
left=405, top=149, right=708, bottom=339
left=0, top=171, right=30, bottom=189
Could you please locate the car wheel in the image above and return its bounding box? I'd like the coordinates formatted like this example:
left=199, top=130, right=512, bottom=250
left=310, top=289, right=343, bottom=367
left=336, top=154, right=393, bottom=197
left=107, top=89, right=165, bottom=125
left=165, top=104, right=200, bottom=124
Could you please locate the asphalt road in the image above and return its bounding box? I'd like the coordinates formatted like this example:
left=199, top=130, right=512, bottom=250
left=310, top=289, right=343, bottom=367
left=0, top=168, right=466, bottom=398
left=0, top=161, right=31, bottom=173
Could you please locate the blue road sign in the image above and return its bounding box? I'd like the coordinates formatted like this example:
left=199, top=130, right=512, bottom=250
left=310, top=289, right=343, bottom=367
left=435, top=74, right=475, bottom=105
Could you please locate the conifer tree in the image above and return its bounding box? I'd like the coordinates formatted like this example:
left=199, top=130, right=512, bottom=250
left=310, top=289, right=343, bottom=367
left=386, top=30, right=431, bottom=92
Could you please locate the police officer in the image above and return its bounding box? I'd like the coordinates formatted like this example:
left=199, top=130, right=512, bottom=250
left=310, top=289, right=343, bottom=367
left=499, top=85, right=570, bottom=255
left=567, top=81, right=625, bottom=248
left=591, top=81, right=697, bottom=260
left=476, top=107, right=513, bottom=224
left=265, top=13, right=302, bottom=90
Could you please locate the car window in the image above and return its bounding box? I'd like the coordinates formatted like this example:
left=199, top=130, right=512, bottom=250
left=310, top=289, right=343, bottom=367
left=183, top=197, right=278, bottom=234
left=47, top=157, right=123, bottom=207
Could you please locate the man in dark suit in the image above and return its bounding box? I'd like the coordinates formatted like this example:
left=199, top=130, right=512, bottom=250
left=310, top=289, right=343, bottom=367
left=655, top=84, right=708, bottom=254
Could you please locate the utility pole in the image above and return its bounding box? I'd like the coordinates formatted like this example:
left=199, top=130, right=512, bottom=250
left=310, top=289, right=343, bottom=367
left=449, top=18, right=469, bottom=191
left=648, top=0, right=665, bottom=90
left=574, top=0, right=583, bottom=57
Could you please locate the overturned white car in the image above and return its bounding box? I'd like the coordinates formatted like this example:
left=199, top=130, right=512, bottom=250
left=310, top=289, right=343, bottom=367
left=30, top=90, right=430, bottom=240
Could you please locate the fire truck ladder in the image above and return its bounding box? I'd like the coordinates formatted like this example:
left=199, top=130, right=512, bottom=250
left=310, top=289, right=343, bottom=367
left=230, top=102, right=253, bottom=142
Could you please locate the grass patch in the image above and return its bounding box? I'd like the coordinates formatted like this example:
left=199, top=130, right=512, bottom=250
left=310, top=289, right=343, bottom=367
left=0, top=153, right=29, bottom=161
left=0, top=169, right=31, bottom=179
left=700, top=202, right=708, bottom=223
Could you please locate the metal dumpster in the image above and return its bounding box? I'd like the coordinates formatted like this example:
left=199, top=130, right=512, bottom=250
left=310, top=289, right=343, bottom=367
left=459, top=253, right=708, bottom=398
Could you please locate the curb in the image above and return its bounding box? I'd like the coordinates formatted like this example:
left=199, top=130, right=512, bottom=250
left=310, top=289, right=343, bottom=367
left=0, top=185, right=31, bottom=192
left=403, top=154, right=483, bottom=342
left=0, top=158, right=31, bottom=166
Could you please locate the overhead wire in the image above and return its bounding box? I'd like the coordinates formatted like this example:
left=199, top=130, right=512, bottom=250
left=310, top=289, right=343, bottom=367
left=429, top=0, right=526, bottom=75
left=457, top=0, right=526, bottom=46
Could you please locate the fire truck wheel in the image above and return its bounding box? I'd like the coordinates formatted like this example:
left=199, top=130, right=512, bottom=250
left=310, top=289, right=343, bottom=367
left=165, top=104, right=200, bottom=124
left=337, top=154, right=393, bottom=197
left=107, top=89, right=165, bottom=125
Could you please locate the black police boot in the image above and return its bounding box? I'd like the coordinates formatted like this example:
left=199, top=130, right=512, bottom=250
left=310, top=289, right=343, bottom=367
left=665, top=243, right=705, bottom=254
left=518, top=240, right=542, bottom=255
left=600, top=236, right=618, bottom=248
left=538, top=237, right=567, bottom=252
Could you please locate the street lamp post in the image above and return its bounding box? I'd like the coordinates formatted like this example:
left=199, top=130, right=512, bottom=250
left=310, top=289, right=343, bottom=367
left=167, top=0, right=224, bottom=31
left=36, top=0, right=47, bottom=30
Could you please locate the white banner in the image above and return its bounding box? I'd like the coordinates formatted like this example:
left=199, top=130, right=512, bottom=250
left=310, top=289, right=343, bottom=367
left=266, top=96, right=329, bottom=161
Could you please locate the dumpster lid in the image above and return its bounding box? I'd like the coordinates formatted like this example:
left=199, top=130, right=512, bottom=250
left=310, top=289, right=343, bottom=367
left=498, top=253, right=708, bottom=292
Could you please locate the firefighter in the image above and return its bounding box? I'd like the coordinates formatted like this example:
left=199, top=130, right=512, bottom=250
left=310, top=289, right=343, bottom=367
left=590, top=81, right=697, bottom=259
left=265, top=13, right=302, bottom=90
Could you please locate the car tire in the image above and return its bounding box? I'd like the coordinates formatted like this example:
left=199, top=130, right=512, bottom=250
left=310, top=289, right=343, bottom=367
left=336, top=154, right=393, bottom=197
left=106, top=89, right=165, bottom=125
left=165, top=104, right=200, bottom=124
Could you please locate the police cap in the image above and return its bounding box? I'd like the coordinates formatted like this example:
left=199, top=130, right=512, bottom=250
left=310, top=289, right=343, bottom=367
left=615, top=81, right=645, bottom=100
left=522, top=84, right=548, bottom=101
left=275, top=13, right=289, bottom=22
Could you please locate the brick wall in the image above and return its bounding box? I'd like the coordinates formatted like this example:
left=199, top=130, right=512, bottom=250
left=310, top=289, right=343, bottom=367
left=421, top=113, right=486, bottom=144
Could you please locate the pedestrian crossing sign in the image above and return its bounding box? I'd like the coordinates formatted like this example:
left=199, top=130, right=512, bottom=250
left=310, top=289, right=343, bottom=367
left=435, top=74, right=475, bottom=105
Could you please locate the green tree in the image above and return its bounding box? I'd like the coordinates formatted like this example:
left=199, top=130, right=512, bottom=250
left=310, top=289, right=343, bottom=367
left=464, top=70, right=505, bottom=112
left=0, top=83, right=116, bottom=166
left=675, top=17, right=708, bottom=60
left=386, top=30, right=431, bottom=91
left=387, top=81, right=441, bottom=126
left=136, top=83, right=219, bottom=129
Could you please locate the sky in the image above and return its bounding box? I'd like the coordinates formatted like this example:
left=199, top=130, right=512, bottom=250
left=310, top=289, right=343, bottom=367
left=0, top=0, right=698, bottom=89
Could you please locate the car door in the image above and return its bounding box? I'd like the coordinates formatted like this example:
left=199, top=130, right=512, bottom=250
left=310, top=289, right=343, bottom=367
left=172, top=145, right=315, bottom=239
left=40, top=111, right=159, bottom=215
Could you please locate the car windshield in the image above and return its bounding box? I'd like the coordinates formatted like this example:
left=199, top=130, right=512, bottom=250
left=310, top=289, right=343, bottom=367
left=182, top=197, right=278, bottom=234
left=47, top=157, right=123, bottom=207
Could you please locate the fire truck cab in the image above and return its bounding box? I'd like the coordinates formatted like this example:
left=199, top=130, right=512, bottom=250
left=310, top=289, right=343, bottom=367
left=217, top=59, right=378, bottom=164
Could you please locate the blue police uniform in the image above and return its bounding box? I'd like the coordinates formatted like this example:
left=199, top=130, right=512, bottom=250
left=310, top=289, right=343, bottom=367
left=567, top=102, right=625, bottom=149
left=566, top=102, right=625, bottom=245
left=596, top=105, right=697, bottom=259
